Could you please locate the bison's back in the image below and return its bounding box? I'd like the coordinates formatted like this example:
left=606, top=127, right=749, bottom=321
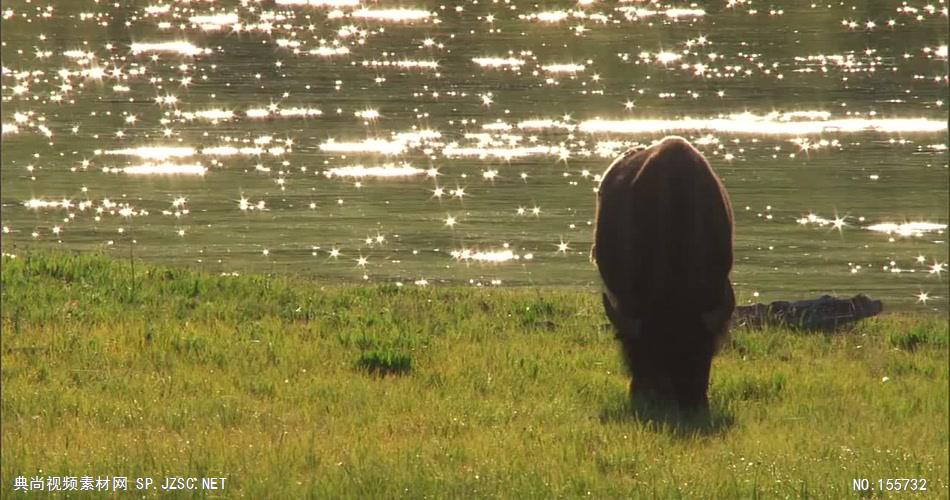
left=594, top=137, right=733, bottom=322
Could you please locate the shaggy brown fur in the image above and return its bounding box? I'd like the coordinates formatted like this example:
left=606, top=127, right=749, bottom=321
left=592, top=136, right=735, bottom=415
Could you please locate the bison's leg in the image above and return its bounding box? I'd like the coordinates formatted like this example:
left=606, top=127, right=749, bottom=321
left=621, top=326, right=679, bottom=413
left=602, top=294, right=670, bottom=407
left=627, top=359, right=675, bottom=411
left=670, top=342, right=713, bottom=416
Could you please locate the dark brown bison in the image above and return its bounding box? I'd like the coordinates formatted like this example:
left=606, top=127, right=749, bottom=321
left=592, top=136, right=735, bottom=416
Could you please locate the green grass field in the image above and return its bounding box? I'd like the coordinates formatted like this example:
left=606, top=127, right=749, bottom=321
left=1, top=252, right=947, bottom=498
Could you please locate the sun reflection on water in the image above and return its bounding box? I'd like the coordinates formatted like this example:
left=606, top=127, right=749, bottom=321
left=130, top=42, right=208, bottom=56
left=116, top=164, right=207, bottom=176
left=325, top=165, right=426, bottom=178
left=579, top=114, right=947, bottom=135
left=0, top=0, right=946, bottom=307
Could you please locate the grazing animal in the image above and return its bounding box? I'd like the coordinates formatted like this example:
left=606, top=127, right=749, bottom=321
left=592, top=136, right=735, bottom=415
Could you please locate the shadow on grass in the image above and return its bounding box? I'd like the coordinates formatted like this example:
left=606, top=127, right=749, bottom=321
left=599, top=395, right=735, bottom=437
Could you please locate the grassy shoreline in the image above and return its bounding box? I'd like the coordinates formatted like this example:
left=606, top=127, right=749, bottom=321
left=2, top=252, right=947, bottom=498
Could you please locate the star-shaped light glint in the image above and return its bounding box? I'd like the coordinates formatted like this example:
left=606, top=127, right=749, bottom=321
left=831, top=215, right=847, bottom=232
left=930, top=261, right=946, bottom=277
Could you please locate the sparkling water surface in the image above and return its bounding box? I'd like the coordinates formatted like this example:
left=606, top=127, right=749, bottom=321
left=1, top=1, right=947, bottom=312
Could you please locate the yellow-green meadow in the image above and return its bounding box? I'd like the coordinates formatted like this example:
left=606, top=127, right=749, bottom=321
left=2, top=252, right=946, bottom=497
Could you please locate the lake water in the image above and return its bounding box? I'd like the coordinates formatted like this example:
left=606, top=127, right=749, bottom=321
left=1, top=1, right=947, bottom=312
